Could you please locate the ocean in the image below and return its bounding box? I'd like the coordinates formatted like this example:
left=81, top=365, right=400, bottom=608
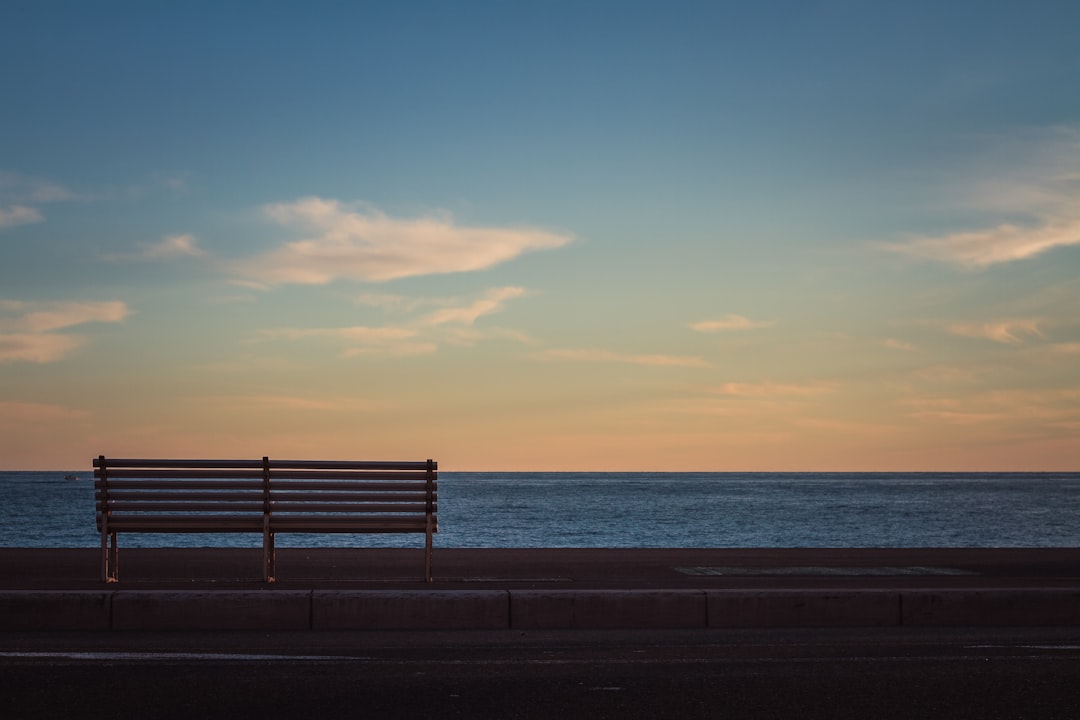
left=2, top=471, right=1079, bottom=549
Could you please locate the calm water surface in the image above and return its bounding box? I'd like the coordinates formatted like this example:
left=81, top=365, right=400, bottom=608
left=2, top=471, right=1078, bottom=548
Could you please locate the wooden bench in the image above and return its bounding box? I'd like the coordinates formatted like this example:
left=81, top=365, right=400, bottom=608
left=93, top=456, right=438, bottom=583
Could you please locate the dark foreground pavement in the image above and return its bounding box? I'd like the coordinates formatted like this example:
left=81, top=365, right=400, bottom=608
left=2, top=547, right=1079, bottom=630
left=3, top=627, right=1080, bottom=719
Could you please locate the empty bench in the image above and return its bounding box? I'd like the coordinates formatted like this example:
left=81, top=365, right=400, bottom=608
left=93, top=456, right=438, bottom=583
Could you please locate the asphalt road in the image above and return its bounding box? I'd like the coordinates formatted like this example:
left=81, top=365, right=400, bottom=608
left=3, top=628, right=1080, bottom=719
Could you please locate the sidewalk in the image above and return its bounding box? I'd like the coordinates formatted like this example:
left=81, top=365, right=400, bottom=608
left=3, top=547, right=1079, bottom=630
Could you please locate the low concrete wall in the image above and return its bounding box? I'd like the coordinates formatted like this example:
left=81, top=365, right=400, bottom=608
left=313, top=590, right=509, bottom=630
left=901, top=589, right=1080, bottom=626
left=0, top=591, right=111, bottom=631
left=511, top=590, right=707, bottom=629
left=111, top=591, right=311, bottom=631
left=4, top=588, right=1080, bottom=631
left=708, top=590, right=900, bottom=627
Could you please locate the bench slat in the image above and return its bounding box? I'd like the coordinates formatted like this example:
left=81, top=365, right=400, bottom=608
left=95, top=458, right=265, bottom=469
left=97, top=480, right=264, bottom=491
left=268, top=480, right=434, bottom=491
left=99, top=491, right=435, bottom=502
left=96, top=469, right=266, bottom=480
left=103, top=515, right=266, bottom=531
left=271, top=516, right=433, bottom=532
left=270, top=460, right=435, bottom=471
left=268, top=470, right=434, bottom=481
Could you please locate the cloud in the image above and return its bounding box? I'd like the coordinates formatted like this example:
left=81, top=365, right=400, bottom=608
left=948, top=318, right=1045, bottom=345
left=0, top=205, right=43, bottom=229
left=261, top=325, right=437, bottom=357
left=0, top=401, right=88, bottom=426
left=238, top=197, right=573, bottom=284
left=0, top=300, right=131, bottom=363
left=884, top=338, right=915, bottom=351
left=690, top=314, right=774, bottom=332
left=0, top=334, right=84, bottom=363
left=141, top=234, right=205, bottom=259
left=884, top=219, right=1080, bottom=268
left=106, top=234, right=206, bottom=261
left=421, top=287, right=526, bottom=326
left=709, top=381, right=834, bottom=397
left=0, top=171, right=79, bottom=230
left=539, top=348, right=711, bottom=368
left=881, top=127, right=1080, bottom=268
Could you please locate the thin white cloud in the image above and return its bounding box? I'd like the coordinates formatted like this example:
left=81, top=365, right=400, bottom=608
left=0, top=205, right=42, bottom=229
left=882, top=127, right=1080, bottom=268
left=690, top=314, right=774, bottom=332
left=948, top=318, right=1045, bottom=345
left=0, top=333, right=83, bottom=363
left=421, top=287, right=527, bottom=326
left=106, top=234, right=206, bottom=261
left=0, top=171, right=79, bottom=229
left=709, top=381, right=834, bottom=397
left=884, top=338, right=915, bottom=351
left=0, top=300, right=130, bottom=363
left=142, top=234, right=205, bottom=259
left=0, top=401, right=88, bottom=426
left=885, top=219, right=1080, bottom=268
left=238, top=197, right=573, bottom=284
left=539, top=348, right=711, bottom=368
left=261, top=325, right=437, bottom=357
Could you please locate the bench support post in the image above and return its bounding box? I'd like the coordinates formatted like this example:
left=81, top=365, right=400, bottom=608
left=262, top=456, right=275, bottom=583
left=425, top=458, right=435, bottom=583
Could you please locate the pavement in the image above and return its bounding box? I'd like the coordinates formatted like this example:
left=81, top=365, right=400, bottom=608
left=3, top=547, right=1079, bottom=631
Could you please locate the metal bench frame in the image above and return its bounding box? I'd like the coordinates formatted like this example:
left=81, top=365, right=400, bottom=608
left=93, top=456, right=438, bottom=583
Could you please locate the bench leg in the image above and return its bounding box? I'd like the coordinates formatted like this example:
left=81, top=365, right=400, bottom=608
left=425, top=527, right=433, bottom=583
left=101, top=531, right=118, bottom=583
left=263, top=530, right=276, bottom=583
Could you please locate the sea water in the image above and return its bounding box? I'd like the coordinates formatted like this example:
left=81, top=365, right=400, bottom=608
left=1, top=471, right=1079, bottom=548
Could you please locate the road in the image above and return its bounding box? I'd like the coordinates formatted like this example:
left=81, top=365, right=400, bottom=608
left=3, top=627, right=1080, bottom=718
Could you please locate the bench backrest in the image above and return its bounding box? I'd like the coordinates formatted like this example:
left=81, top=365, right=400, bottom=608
left=94, top=456, right=438, bottom=534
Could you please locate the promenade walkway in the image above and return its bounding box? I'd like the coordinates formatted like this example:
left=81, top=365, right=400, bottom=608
left=3, top=547, right=1079, bottom=630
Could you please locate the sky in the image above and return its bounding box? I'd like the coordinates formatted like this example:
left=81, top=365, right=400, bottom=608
left=2, top=1, right=1079, bottom=471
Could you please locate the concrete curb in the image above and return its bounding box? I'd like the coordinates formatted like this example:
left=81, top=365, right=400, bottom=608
left=901, top=589, right=1080, bottom=626
left=511, top=590, right=707, bottom=629
left=111, top=591, right=311, bottom=631
left=707, top=590, right=900, bottom=627
left=3, top=588, right=1079, bottom=631
left=0, top=591, right=112, bottom=631
left=313, top=590, right=509, bottom=630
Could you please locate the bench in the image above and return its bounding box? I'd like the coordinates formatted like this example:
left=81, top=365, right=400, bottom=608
left=93, top=456, right=438, bottom=583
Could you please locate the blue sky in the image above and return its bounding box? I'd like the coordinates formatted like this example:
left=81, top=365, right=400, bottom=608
left=2, top=1, right=1079, bottom=470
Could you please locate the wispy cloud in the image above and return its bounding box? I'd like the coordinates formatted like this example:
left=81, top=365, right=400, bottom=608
left=237, top=197, right=573, bottom=285
left=421, top=287, right=527, bottom=326
left=0, top=170, right=79, bottom=230
left=904, top=388, right=1080, bottom=428
left=948, top=318, right=1045, bottom=345
left=885, top=219, right=1080, bottom=268
left=690, top=314, right=774, bottom=332
left=0, top=300, right=131, bottom=363
left=884, top=338, right=916, bottom=351
left=709, top=381, right=834, bottom=397
left=261, top=325, right=437, bottom=357
left=140, top=234, right=204, bottom=259
left=0, top=401, right=88, bottom=426
left=107, top=234, right=206, bottom=261
left=882, top=127, right=1080, bottom=268
left=264, top=286, right=534, bottom=358
left=0, top=205, right=42, bottom=229
left=538, top=348, right=711, bottom=368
